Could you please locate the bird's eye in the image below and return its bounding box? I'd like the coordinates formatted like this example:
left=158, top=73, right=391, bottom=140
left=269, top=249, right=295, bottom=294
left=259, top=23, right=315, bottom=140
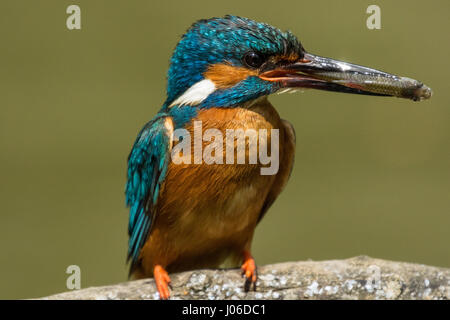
left=243, top=51, right=264, bottom=68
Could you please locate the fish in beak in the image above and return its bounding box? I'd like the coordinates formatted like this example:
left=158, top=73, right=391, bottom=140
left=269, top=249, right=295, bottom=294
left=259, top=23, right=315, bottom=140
left=260, top=52, right=432, bottom=101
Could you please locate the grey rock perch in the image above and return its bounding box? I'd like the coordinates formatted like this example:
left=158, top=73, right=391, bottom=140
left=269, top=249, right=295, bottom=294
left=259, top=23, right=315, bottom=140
left=40, top=256, right=449, bottom=300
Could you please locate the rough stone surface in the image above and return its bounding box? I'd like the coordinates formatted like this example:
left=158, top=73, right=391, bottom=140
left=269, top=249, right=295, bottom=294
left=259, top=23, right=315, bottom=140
left=39, top=256, right=449, bottom=300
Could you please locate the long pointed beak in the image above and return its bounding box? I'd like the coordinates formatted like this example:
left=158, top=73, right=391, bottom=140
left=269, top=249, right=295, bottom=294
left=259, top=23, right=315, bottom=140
left=260, top=53, right=432, bottom=101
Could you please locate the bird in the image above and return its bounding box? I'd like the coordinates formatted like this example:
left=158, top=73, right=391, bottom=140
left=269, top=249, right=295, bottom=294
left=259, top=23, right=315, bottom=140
left=125, top=15, right=431, bottom=299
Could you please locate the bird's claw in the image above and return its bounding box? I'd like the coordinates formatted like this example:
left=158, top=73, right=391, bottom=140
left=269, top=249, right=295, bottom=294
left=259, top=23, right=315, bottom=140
left=241, top=253, right=257, bottom=291
left=154, top=265, right=171, bottom=300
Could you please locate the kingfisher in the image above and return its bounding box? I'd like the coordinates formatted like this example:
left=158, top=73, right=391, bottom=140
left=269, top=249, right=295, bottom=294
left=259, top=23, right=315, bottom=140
left=125, top=15, right=431, bottom=299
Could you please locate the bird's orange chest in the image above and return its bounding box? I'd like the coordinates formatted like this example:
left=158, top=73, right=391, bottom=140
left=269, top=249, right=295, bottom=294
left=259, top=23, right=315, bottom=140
left=175, top=99, right=284, bottom=185
left=194, top=100, right=281, bottom=133
left=190, top=100, right=283, bottom=162
left=157, top=101, right=283, bottom=248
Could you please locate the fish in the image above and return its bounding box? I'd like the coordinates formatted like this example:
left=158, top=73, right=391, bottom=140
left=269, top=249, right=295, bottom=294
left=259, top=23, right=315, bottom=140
left=265, top=53, right=433, bottom=101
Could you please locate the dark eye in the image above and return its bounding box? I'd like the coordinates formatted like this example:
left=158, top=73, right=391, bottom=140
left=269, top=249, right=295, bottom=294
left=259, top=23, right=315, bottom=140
left=243, top=51, right=264, bottom=68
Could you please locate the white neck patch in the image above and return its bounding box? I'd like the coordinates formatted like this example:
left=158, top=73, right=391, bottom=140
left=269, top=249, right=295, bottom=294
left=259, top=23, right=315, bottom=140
left=169, top=79, right=216, bottom=108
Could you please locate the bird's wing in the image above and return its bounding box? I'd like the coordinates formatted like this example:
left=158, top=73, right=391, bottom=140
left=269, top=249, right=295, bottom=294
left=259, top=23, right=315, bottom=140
left=257, top=119, right=296, bottom=223
left=125, top=114, right=173, bottom=268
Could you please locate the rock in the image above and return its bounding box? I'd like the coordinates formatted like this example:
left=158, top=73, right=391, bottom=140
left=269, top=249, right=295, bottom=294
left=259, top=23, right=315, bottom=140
left=38, top=256, right=449, bottom=300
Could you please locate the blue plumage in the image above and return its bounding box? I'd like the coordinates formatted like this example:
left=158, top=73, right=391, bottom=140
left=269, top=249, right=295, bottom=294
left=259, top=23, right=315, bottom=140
left=125, top=114, right=172, bottom=268
left=198, top=77, right=279, bottom=108
left=164, top=15, right=301, bottom=107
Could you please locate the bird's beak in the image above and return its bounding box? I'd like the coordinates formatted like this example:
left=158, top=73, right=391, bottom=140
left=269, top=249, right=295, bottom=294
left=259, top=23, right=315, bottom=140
left=259, top=52, right=432, bottom=101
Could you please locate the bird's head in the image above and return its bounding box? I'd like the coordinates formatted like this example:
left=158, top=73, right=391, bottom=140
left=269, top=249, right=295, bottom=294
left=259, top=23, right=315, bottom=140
left=164, top=15, right=431, bottom=110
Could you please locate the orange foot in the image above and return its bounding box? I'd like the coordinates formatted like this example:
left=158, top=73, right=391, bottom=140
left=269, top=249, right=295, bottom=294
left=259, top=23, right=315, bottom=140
left=154, top=265, right=171, bottom=300
left=241, top=250, right=257, bottom=291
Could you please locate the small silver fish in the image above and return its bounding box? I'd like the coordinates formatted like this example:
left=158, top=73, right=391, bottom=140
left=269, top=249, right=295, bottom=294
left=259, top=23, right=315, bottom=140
left=264, top=52, right=432, bottom=101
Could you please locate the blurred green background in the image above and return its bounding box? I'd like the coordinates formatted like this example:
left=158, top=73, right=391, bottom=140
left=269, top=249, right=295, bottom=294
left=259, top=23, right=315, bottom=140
left=0, top=0, right=449, bottom=299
